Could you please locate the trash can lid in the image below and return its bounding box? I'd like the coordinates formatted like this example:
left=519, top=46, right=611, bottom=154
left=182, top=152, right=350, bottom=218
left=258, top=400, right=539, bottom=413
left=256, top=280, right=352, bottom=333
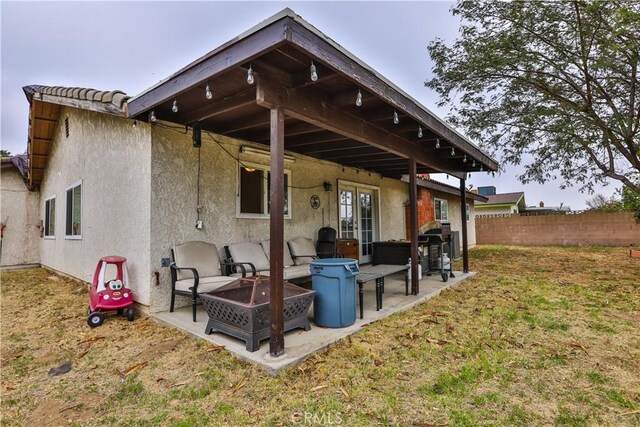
left=310, top=258, right=358, bottom=266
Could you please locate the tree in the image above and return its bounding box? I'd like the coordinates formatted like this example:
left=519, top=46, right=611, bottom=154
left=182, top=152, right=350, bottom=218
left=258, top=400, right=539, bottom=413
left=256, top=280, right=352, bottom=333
left=427, top=0, right=640, bottom=195
left=0, top=150, right=10, bottom=157
left=586, top=193, right=621, bottom=210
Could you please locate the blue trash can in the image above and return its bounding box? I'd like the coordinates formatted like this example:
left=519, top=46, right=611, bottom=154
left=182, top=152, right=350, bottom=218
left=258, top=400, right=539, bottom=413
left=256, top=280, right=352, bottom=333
left=310, top=258, right=360, bottom=328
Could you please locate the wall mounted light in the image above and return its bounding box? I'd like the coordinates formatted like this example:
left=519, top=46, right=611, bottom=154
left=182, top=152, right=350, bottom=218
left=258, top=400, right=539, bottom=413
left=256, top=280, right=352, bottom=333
left=323, top=181, right=333, bottom=192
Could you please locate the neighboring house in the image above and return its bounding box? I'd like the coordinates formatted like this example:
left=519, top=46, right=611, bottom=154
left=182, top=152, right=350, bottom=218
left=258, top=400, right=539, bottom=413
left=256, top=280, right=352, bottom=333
left=0, top=155, right=39, bottom=267
left=523, top=201, right=571, bottom=214
left=475, top=189, right=526, bottom=216
left=10, top=9, right=498, bottom=313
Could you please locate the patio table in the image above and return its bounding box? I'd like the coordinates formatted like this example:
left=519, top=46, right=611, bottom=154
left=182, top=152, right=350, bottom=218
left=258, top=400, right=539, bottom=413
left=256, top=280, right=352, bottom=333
left=356, top=264, right=410, bottom=319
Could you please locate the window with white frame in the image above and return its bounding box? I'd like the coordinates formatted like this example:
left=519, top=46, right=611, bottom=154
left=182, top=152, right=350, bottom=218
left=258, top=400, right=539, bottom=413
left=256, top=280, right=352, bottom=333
left=237, top=163, right=291, bottom=219
left=44, top=197, right=55, bottom=237
left=466, top=203, right=470, bottom=222
left=65, top=182, right=82, bottom=238
left=434, top=198, right=449, bottom=221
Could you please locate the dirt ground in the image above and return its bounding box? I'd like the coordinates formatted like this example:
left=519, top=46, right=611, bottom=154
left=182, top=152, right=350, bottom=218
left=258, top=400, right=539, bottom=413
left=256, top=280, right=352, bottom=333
left=1, top=245, right=639, bottom=426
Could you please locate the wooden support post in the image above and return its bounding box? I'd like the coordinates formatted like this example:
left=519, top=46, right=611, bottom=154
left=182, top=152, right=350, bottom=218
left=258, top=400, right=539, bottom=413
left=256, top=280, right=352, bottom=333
left=409, top=159, right=419, bottom=295
left=269, top=107, right=285, bottom=357
left=459, top=178, right=469, bottom=273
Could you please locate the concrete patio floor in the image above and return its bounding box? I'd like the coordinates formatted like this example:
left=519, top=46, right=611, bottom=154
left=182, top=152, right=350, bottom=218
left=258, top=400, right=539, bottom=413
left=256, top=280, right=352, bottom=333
left=152, top=271, right=475, bottom=375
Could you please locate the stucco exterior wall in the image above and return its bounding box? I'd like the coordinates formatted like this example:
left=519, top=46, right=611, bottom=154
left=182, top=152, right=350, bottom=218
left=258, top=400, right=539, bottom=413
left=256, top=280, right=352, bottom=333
left=0, top=168, right=40, bottom=266
left=149, top=125, right=407, bottom=312
left=37, top=107, right=153, bottom=305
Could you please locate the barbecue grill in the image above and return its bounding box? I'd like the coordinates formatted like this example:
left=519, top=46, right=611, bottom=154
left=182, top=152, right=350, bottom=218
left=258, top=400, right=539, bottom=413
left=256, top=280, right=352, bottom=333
left=418, top=221, right=454, bottom=282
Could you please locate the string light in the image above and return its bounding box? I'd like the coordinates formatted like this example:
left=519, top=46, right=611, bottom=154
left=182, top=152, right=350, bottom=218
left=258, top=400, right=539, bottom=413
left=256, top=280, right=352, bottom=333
left=172, top=100, right=178, bottom=113
left=435, top=138, right=440, bottom=148
left=393, top=111, right=399, bottom=124
left=247, top=65, right=255, bottom=85
left=418, top=126, right=423, bottom=138
left=205, top=84, right=213, bottom=100
left=480, top=165, right=484, bottom=171
left=310, top=61, right=318, bottom=82
left=132, top=120, right=137, bottom=128
left=472, top=160, right=476, bottom=167
left=355, top=89, right=362, bottom=107
left=463, top=154, right=467, bottom=163
left=149, top=110, right=156, bottom=122
left=450, top=147, right=455, bottom=156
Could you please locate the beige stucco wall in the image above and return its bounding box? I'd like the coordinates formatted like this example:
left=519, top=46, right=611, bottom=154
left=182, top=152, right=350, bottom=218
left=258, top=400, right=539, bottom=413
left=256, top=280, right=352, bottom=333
left=431, top=191, right=477, bottom=249
left=0, top=167, right=40, bottom=266
left=149, top=125, right=408, bottom=312
left=37, top=107, right=153, bottom=305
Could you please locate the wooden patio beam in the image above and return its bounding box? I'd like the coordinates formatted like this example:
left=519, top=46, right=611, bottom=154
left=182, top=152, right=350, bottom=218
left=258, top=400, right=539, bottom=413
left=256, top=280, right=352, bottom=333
left=460, top=179, right=470, bottom=273
left=215, top=111, right=270, bottom=134
left=180, top=89, right=257, bottom=124
left=409, top=160, right=419, bottom=295
left=269, top=107, right=285, bottom=357
left=256, top=81, right=465, bottom=179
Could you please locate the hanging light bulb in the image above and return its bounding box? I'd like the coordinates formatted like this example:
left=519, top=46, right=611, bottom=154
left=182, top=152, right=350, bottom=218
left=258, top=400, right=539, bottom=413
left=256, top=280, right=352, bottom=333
left=310, top=61, right=318, bottom=82
left=418, top=126, right=423, bottom=138
left=463, top=154, right=467, bottom=163
left=205, top=84, right=213, bottom=100
left=451, top=147, right=455, bottom=156
left=480, top=165, right=484, bottom=171
left=132, top=120, right=137, bottom=128
left=247, top=65, right=255, bottom=85
left=172, top=100, right=178, bottom=113
left=355, top=89, right=363, bottom=107
left=393, top=111, right=399, bottom=124
left=435, top=138, right=440, bottom=148
left=149, top=110, right=156, bottom=122
left=472, top=160, right=476, bottom=167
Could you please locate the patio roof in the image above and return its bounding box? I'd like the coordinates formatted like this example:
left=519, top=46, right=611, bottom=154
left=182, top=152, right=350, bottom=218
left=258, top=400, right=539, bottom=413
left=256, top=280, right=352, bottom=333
left=128, top=8, right=498, bottom=179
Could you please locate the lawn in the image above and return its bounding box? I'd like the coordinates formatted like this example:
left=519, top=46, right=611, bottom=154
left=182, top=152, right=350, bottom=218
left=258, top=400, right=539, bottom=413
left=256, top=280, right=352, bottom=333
left=1, top=246, right=639, bottom=426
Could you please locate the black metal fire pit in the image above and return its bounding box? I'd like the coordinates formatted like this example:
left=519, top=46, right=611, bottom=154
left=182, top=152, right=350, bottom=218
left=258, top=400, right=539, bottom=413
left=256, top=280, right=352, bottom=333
left=199, top=276, right=315, bottom=352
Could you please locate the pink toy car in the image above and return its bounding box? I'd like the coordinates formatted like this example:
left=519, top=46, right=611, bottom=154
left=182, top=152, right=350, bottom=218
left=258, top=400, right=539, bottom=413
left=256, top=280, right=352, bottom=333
left=87, top=256, right=135, bottom=327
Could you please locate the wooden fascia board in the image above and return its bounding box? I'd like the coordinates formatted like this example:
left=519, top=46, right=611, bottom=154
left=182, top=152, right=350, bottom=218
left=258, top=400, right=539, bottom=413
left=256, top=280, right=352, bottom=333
left=127, top=19, right=290, bottom=117
left=256, top=80, right=465, bottom=179
left=286, top=19, right=498, bottom=171
left=40, top=94, right=124, bottom=116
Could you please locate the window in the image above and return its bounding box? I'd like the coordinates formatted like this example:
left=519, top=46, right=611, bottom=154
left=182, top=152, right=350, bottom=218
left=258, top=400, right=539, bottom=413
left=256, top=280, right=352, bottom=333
left=466, top=203, right=470, bottom=222
left=237, top=163, right=291, bottom=218
left=65, top=181, right=82, bottom=238
left=44, top=197, right=55, bottom=238
left=434, top=198, right=449, bottom=221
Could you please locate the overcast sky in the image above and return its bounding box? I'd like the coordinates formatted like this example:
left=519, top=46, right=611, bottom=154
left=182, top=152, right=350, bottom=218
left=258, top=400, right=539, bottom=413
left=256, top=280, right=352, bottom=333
left=1, top=1, right=619, bottom=209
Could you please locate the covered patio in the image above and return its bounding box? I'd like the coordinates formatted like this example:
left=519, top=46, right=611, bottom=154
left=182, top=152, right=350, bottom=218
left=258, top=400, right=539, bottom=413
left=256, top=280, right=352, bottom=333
left=128, top=9, right=498, bottom=358
left=154, top=270, right=474, bottom=374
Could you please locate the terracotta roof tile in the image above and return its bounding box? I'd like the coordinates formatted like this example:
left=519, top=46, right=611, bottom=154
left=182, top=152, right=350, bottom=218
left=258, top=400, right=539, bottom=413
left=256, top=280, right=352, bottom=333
left=22, top=84, right=130, bottom=114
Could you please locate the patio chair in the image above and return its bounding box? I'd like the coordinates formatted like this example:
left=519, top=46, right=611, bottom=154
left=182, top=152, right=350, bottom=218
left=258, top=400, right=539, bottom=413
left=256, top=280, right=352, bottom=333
left=170, top=241, right=248, bottom=322
left=316, top=227, right=338, bottom=258
left=287, top=237, right=319, bottom=265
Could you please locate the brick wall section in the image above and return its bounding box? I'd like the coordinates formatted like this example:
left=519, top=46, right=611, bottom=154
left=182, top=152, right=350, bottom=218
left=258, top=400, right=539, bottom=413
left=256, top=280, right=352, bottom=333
left=476, top=211, right=640, bottom=246
left=405, top=187, right=435, bottom=239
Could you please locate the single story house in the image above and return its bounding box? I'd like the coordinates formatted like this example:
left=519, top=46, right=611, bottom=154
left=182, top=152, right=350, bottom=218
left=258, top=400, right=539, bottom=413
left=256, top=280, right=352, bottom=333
left=12, top=9, right=498, bottom=355
left=475, top=189, right=526, bottom=216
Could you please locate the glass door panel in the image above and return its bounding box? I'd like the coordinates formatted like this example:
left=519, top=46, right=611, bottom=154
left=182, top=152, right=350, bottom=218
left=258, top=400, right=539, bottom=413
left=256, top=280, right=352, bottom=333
left=339, top=188, right=355, bottom=239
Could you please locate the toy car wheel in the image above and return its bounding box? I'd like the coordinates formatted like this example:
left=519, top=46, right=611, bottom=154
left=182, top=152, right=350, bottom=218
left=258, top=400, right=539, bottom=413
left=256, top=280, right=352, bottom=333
left=126, top=307, right=135, bottom=322
left=87, top=312, right=104, bottom=328
left=117, top=309, right=124, bottom=315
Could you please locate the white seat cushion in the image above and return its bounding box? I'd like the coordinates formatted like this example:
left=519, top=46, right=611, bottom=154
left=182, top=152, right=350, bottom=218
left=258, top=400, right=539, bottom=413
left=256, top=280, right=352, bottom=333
left=174, top=276, right=236, bottom=293
left=228, top=242, right=270, bottom=271
left=288, top=237, right=317, bottom=265
left=173, top=241, right=221, bottom=280
left=230, top=270, right=270, bottom=278
left=261, top=240, right=295, bottom=267
left=284, top=265, right=311, bottom=280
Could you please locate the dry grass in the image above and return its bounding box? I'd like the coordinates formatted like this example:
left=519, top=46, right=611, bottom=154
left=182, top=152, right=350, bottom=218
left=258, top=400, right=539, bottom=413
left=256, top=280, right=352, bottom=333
left=1, top=246, right=639, bottom=426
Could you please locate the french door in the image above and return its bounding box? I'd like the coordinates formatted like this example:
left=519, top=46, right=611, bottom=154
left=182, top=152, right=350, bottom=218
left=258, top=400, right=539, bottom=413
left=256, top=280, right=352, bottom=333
left=338, top=182, right=379, bottom=263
